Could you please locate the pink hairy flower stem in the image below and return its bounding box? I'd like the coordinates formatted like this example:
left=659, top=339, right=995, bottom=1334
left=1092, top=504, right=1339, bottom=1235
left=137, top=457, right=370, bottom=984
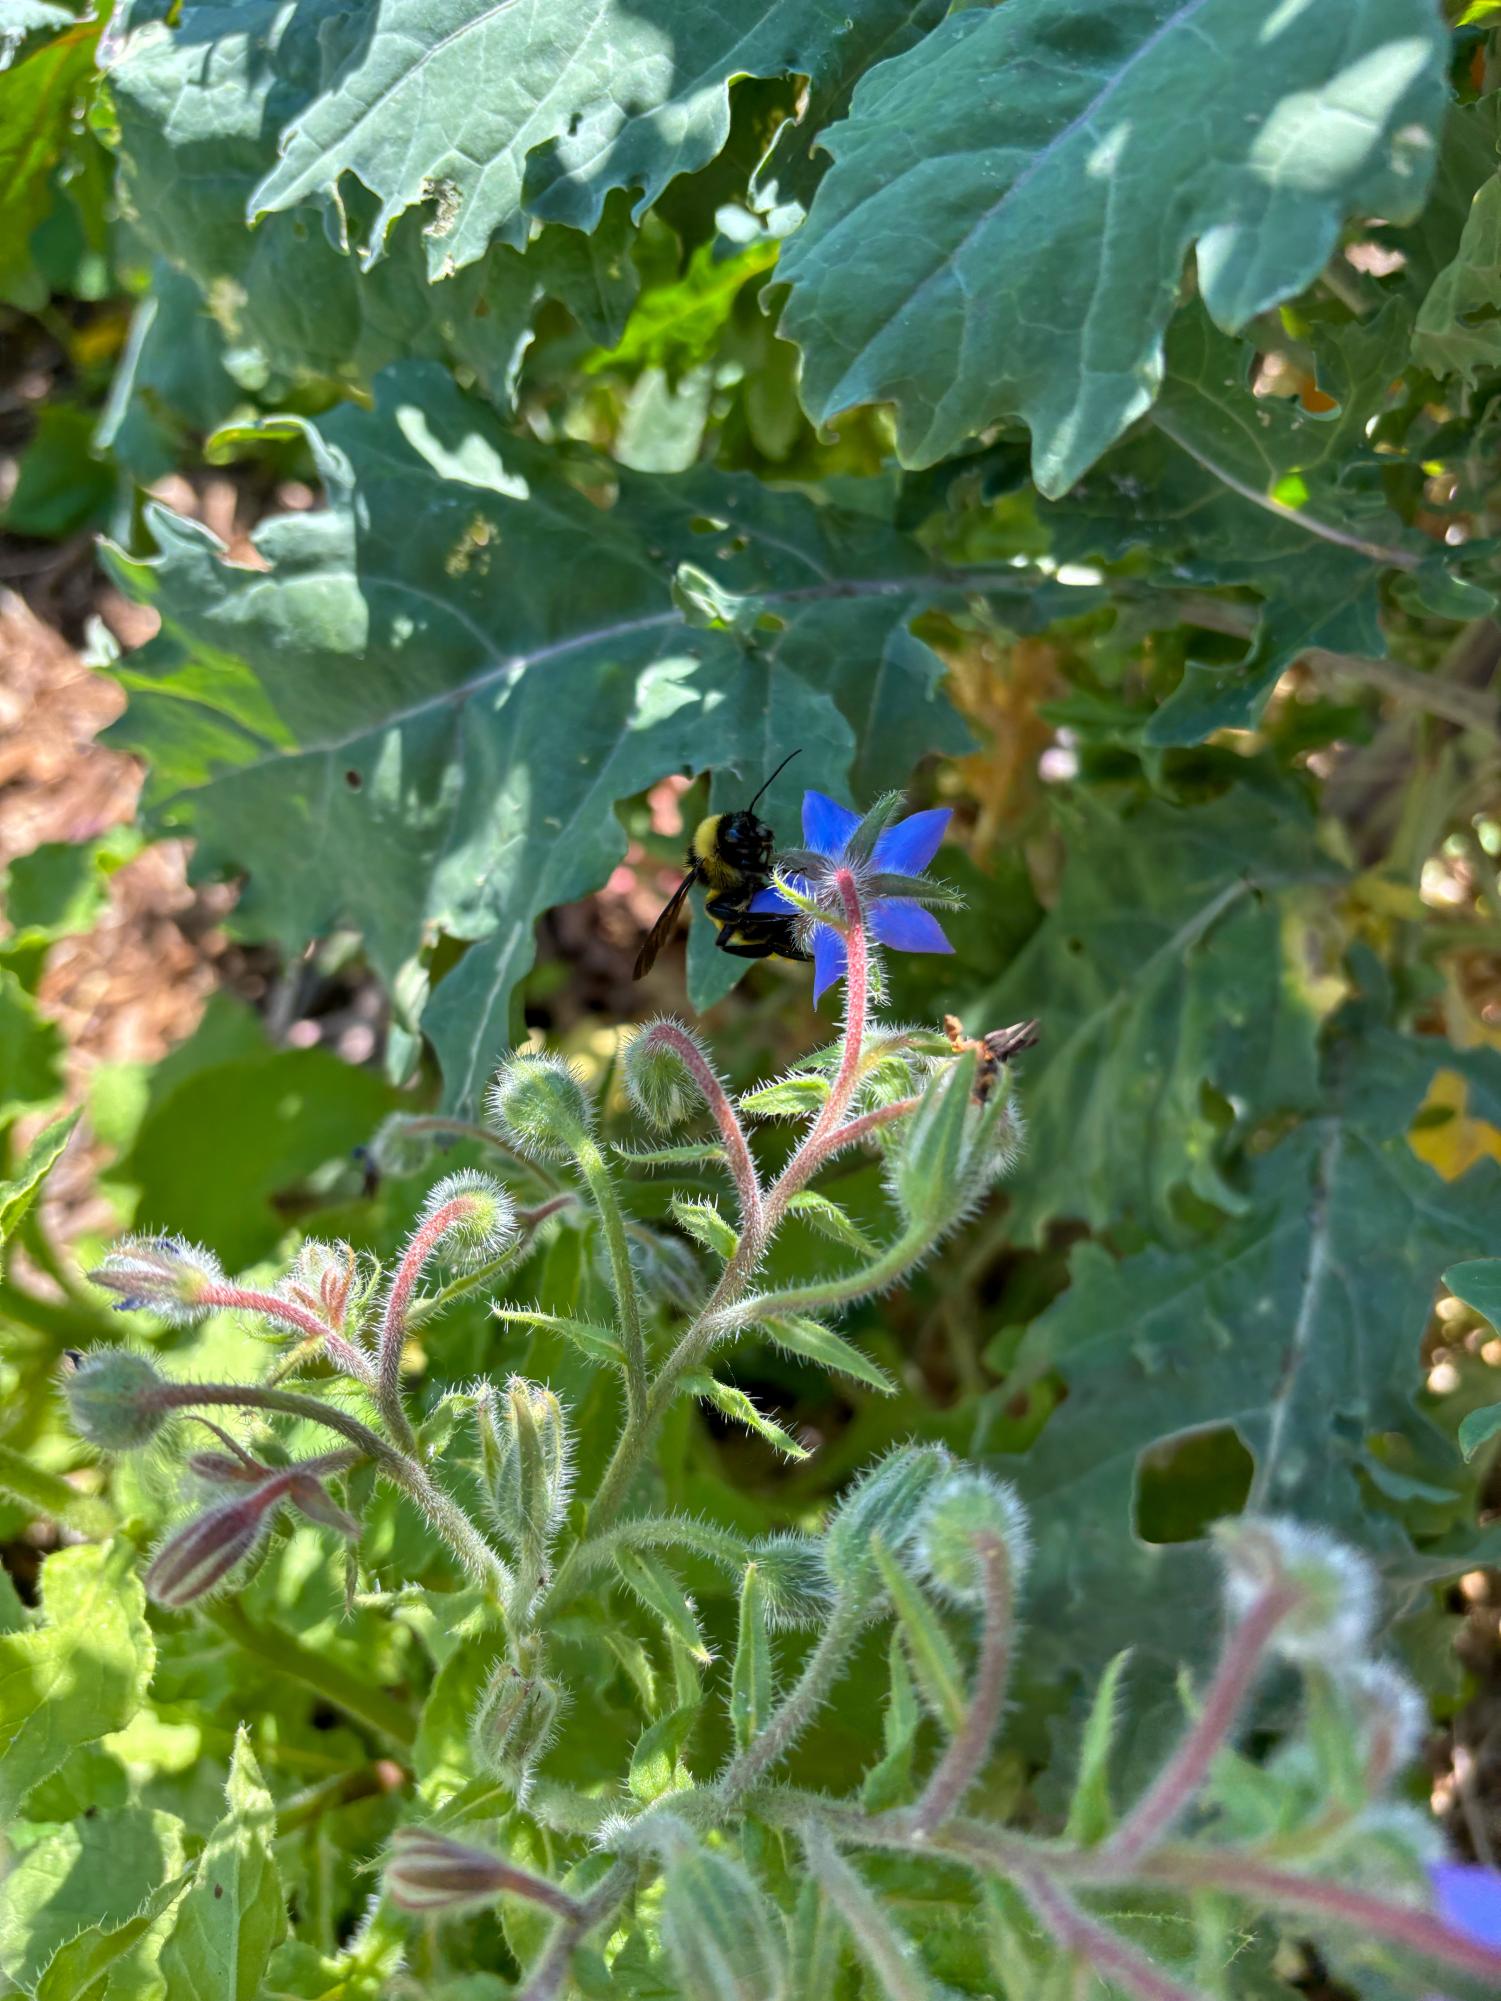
left=518, top=1191, right=577, bottom=1231
left=197, top=1283, right=375, bottom=1390
left=1105, top=1583, right=1298, bottom=1866
left=640, top=1021, right=764, bottom=1240
left=814, top=1094, right=920, bottom=1161
left=1132, top=1850, right=1501, bottom=1985
left=515, top=1862, right=634, bottom=2001
left=763, top=868, right=871, bottom=1232
left=1015, top=1868, right=1202, bottom=2001
left=376, top=1200, right=473, bottom=1449
left=582, top=878, right=882, bottom=1541
left=911, top=1534, right=1014, bottom=1833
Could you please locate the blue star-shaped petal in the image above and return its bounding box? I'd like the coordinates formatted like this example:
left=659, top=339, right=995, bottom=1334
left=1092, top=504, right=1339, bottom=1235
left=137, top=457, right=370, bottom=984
left=1432, top=1861, right=1501, bottom=1950
left=750, top=791, right=956, bottom=1001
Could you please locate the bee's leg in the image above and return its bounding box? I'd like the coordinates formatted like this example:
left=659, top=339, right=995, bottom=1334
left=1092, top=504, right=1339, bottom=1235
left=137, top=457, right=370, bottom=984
left=713, top=929, right=780, bottom=960
left=703, top=891, right=746, bottom=922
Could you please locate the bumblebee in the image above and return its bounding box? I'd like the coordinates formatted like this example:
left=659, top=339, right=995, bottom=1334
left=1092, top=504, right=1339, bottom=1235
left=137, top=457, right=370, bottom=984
left=633, top=752, right=811, bottom=979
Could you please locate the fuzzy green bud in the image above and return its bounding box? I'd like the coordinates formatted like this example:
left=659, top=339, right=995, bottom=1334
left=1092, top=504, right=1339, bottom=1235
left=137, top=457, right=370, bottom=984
left=87, top=1233, right=222, bottom=1325
left=1339, top=1659, right=1427, bottom=1783
left=749, top=1532, right=833, bottom=1629
left=486, top=1051, right=592, bottom=1160
left=885, top=1058, right=978, bottom=1230
left=419, top=1170, right=516, bottom=1269
left=62, top=1346, right=169, bottom=1451
left=625, top=1017, right=715, bottom=1130
left=822, top=1444, right=952, bottom=1602
left=915, top=1469, right=1031, bottom=1608
left=471, top=1662, right=561, bottom=1787
left=475, top=1377, right=571, bottom=1568
left=1213, top=1515, right=1377, bottom=1663
left=657, top=1823, right=789, bottom=2001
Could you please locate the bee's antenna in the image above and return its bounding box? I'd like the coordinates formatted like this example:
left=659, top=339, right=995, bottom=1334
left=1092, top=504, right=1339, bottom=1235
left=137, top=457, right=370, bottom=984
left=746, top=747, right=801, bottom=815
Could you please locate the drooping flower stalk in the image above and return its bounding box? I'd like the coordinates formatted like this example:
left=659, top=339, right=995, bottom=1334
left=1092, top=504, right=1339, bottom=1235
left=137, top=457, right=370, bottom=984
left=911, top=1533, right=1015, bottom=1833
left=198, top=1281, right=376, bottom=1387
left=141, top=1378, right=512, bottom=1600
left=1106, top=1579, right=1297, bottom=1865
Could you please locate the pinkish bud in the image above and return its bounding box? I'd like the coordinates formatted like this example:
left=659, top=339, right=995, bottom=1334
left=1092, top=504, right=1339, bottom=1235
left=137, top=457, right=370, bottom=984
left=385, top=1828, right=576, bottom=1918
left=147, top=1490, right=278, bottom=1607
left=184, top=1418, right=267, bottom=1489
left=285, top=1472, right=361, bottom=1539
left=276, top=1239, right=369, bottom=1333
left=185, top=1450, right=264, bottom=1487
left=88, top=1234, right=223, bottom=1325
left=418, top=1171, right=516, bottom=1270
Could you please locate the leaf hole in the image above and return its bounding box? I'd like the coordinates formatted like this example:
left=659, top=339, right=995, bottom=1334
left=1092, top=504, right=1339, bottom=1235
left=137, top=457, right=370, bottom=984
left=1134, top=1425, right=1253, bottom=1545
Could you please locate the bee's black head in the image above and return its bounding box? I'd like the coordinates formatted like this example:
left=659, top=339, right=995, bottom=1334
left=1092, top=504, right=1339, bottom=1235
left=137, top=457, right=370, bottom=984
left=717, top=810, right=775, bottom=870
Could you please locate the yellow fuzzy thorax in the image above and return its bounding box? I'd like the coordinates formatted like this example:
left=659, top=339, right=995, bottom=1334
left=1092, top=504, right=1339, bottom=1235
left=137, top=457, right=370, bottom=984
left=691, top=814, right=739, bottom=890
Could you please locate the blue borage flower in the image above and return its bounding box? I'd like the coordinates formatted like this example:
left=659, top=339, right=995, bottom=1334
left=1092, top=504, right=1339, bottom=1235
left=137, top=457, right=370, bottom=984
left=750, top=790, right=959, bottom=1001
left=1431, top=1861, right=1501, bottom=1951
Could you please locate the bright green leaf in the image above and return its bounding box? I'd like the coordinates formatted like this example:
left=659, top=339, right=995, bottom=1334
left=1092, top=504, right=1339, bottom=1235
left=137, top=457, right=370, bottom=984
left=870, top=1539, right=965, bottom=1736
left=1063, top=1651, right=1132, bottom=1846
left=668, top=1195, right=739, bottom=1261
left=159, top=1726, right=285, bottom=2001
left=685, top=1373, right=809, bottom=1462
left=761, top=1315, right=894, bottom=1394
left=0, top=1541, right=154, bottom=1822
left=613, top=1550, right=711, bottom=1665
left=729, top=1564, right=772, bottom=1754
left=628, top=1701, right=699, bottom=1802
left=0, top=1807, right=185, bottom=1995
left=0, top=1107, right=80, bottom=1249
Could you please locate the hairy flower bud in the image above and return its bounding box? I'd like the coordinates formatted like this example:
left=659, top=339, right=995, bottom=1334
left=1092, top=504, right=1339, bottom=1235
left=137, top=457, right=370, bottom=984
left=823, top=1445, right=952, bottom=1601
left=367, top=1113, right=440, bottom=1179
left=657, top=1822, right=789, bottom=2001
left=276, top=1238, right=367, bottom=1332
left=88, top=1233, right=222, bottom=1325
left=486, top=1052, right=592, bottom=1160
left=385, top=1828, right=576, bottom=1919
left=625, top=1018, right=715, bottom=1130
left=749, top=1532, right=833, bottom=1629
left=62, top=1346, right=169, bottom=1451
left=1339, top=1659, right=1428, bottom=1784
left=886, top=1058, right=978, bottom=1225
left=915, top=1469, right=1031, bottom=1608
left=419, top=1170, right=516, bottom=1269
left=385, top=1829, right=517, bottom=1914
left=471, top=1662, right=561, bottom=1788
left=284, top=1472, right=362, bottom=1539
left=147, top=1492, right=276, bottom=1606
left=475, top=1377, right=571, bottom=1566
left=1213, top=1515, right=1377, bottom=1663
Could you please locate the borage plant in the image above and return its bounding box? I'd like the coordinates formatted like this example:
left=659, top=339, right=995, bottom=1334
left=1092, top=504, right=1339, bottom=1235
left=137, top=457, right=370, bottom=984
left=59, top=800, right=1501, bottom=2000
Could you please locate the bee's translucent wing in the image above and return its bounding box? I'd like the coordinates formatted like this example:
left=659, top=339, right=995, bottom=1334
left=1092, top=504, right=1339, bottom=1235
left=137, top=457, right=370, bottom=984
left=633, top=865, right=700, bottom=979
